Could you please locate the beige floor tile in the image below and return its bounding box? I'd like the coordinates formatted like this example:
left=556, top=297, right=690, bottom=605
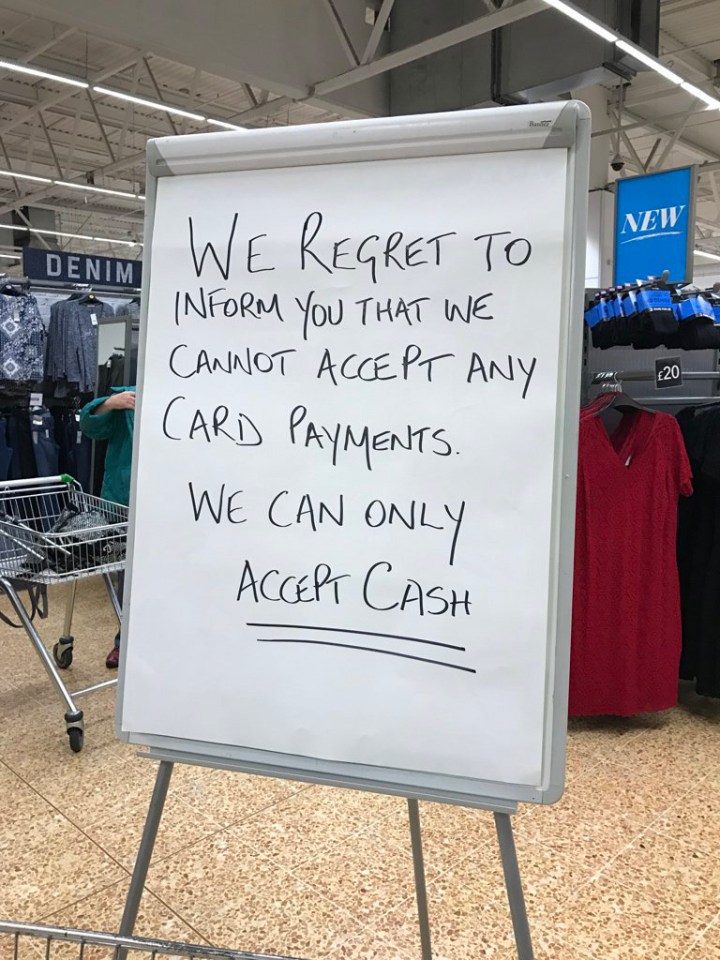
left=0, top=761, right=54, bottom=830
left=323, top=928, right=419, bottom=960
left=145, top=832, right=289, bottom=924
left=145, top=831, right=363, bottom=956
left=598, top=831, right=720, bottom=930
left=608, top=711, right=720, bottom=783
left=559, top=757, right=696, bottom=829
left=9, top=727, right=226, bottom=875
left=200, top=874, right=364, bottom=957
left=373, top=828, right=598, bottom=960
left=174, top=766, right=308, bottom=830
left=548, top=873, right=703, bottom=960
left=0, top=684, right=120, bottom=782
left=684, top=917, right=720, bottom=960
left=37, top=877, right=207, bottom=960
left=654, top=776, right=720, bottom=853
left=0, top=808, right=126, bottom=920
left=515, top=765, right=645, bottom=866
left=225, top=783, right=402, bottom=871
left=293, top=829, right=417, bottom=925
left=372, top=799, right=498, bottom=880
left=82, top=787, right=225, bottom=872
left=372, top=858, right=533, bottom=960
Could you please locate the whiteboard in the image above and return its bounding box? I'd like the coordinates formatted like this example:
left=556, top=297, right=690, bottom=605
left=117, top=103, right=590, bottom=808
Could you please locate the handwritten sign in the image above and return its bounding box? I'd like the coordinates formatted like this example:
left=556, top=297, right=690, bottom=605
left=120, top=110, right=586, bottom=799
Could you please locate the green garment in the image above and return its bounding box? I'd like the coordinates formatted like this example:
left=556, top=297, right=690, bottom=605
left=79, top=386, right=135, bottom=506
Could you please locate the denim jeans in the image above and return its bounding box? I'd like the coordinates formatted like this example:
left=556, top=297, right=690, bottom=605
left=30, top=409, right=59, bottom=477
left=0, top=418, right=12, bottom=481
left=54, top=412, right=92, bottom=491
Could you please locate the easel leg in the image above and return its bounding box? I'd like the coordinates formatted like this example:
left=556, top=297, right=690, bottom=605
left=407, top=799, right=433, bottom=960
left=119, top=760, right=174, bottom=938
left=494, top=812, right=534, bottom=960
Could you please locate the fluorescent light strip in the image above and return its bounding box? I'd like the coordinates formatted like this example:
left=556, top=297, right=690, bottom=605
left=0, top=221, right=141, bottom=246
left=695, top=249, right=720, bottom=262
left=0, top=254, right=20, bottom=260
left=541, top=0, right=617, bottom=41
left=0, top=167, right=142, bottom=200
left=0, top=55, right=240, bottom=133
left=681, top=81, right=720, bottom=110
left=55, top=180, right=141, bottom=199
left=33, top=227, right=94, bottom=241
left=0, top=169, right=52, bottom=184
left=206, top=118, right=244, bottom=131
left=0, top=58, right=88, bottom=89
left=93, top=85, right=206, bottom=122
left=543, top=0, right=720, bottom=103
left=615, top=39, right=684, bottom=85
left=94, top=236, right=141, bottom=246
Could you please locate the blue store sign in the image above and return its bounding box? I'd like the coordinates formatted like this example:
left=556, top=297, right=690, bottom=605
left=23, top=247, right=142, bottom=288
left=614, top=166, right=695, bottom=285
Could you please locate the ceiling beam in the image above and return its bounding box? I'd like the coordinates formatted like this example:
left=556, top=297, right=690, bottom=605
left=142, top=56, right=179, bottom=137
left=659, top=28, right=714, bottom=80
left=86, top=89, right=117, bottom=163
left=320, top=0, right=360, bottom=68
left=0, top=148, right=145, bottom=216
left=0, top=54, right=143, bottom=138
left=594, top=107, right=720, bottom=164
left=30, top=200, right=143, bottom=224
left=652, top=108, right=695, bottom=169
left=312, top=0, right=545, bottom=98
left=361, top=0, right=394, bottom=64
left=0, top=24, right=76, bottom=70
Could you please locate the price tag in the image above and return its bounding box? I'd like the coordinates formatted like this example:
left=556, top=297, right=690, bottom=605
left=29, top=392, right=43, bottom=407
left=91, top=313, right=98, bottom=326
left=655, top=356, right=682, bottom=390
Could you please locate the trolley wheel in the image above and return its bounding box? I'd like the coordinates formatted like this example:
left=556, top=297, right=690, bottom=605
left=53, top=641, right=73, bottom=669
left=67, top=728, right=84, bottom=753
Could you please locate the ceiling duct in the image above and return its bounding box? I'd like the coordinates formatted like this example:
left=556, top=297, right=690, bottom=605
left=390, top=0, right=661, bottom=113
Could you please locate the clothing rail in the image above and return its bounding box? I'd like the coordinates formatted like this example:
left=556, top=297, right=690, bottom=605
left=590, top=370, right=720, bottom=406
left=592, top=370, right=720, bottom=384
left=25, top=280, right=141, bottom=298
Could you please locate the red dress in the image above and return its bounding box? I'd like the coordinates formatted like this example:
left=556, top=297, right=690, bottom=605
left=569, top=409, right=692, bottom=716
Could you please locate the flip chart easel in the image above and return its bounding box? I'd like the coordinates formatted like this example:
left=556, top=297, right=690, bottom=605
left=116, top=101, right=590, bottom=959
left=117, top=760, right=532, bottom=960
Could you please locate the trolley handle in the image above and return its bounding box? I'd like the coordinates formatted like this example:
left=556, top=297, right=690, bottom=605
left=0, top=474, right=76, bottom=491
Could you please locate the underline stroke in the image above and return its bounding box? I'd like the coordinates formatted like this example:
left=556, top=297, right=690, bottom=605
left=247, top=621, right=465, bottom=652
left=256, top=638, right=476, bottom=674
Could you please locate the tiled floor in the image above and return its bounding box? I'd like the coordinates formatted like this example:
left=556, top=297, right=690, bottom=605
left=1, top=580, right=719, bottom=960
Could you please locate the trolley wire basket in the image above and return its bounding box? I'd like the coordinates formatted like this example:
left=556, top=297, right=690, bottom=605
left=0, top=474, right=127, bottom=584
left=0, top=475, right=128, bottom=753
left=0, top=922, right=296, bottom=960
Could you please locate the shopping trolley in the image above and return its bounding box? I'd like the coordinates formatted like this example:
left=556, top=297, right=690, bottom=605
left=0, top=922, right=295, bottom=960
left=0, top=474, right=128, bottom=753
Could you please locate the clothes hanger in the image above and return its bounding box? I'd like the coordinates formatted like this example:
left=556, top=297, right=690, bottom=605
left=591, top=376, right=655, bottom=416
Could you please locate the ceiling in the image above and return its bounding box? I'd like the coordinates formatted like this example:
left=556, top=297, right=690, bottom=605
left=0, top=0, right=719, bottom=269
left=0, top=5, right=345, bottom=265
left=610, top=0, right=720, bottom=262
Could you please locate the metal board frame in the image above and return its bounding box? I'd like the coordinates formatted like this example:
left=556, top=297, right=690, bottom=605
left=117, top=101, right=590, bottom=811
